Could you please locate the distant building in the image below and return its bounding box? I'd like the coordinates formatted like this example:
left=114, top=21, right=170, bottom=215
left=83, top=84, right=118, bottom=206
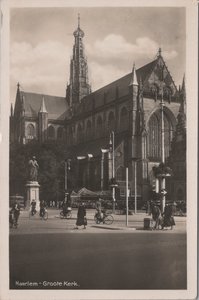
left=10, top=17, right=186, bottom=204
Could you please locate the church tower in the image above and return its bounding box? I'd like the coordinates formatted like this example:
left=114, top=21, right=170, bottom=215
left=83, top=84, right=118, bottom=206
left=66, top=14, right=91, bottom=109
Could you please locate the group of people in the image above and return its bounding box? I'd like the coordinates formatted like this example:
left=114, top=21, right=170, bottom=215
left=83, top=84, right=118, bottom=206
left=30, top=199, right=47, bottom=217
left=150, top=202, right=176, bottom=230
left=10, top=193, right=176, bottom=231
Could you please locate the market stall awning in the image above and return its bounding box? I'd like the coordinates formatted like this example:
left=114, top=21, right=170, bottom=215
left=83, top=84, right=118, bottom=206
left=77, top=187, right=98, bottom=197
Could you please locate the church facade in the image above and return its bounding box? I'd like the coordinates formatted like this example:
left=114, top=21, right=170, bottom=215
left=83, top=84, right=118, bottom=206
left=10, top=19, right=186, bottom=205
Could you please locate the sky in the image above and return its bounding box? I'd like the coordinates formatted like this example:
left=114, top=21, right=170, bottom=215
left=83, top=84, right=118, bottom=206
left=10, top=7, right=186, bottom=104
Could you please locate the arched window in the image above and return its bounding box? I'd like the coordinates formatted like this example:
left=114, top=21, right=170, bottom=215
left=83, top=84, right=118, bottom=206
left=148, top=114, right=160, bottom=159
left=96, top=116, right=103, bottom=138
left=48, top=125, right=55, bottom=139
left=164, top=116, right=174, bottom=158
left=27, top=124, right=35, bottom=139
left=148, top=110, right=173, bottom=160
left=120, top=107, right=128, bottom=131
left=108, top=111, right=115, bottom=132
left=57, top=127, right=64, bottom=140
left=77, top=123, right=83, bottom=143
left=86, top=120, right=92, bottom=140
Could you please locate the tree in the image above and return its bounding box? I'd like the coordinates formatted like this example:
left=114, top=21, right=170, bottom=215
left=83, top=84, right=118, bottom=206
left=9, top=141, right=67, bottom=203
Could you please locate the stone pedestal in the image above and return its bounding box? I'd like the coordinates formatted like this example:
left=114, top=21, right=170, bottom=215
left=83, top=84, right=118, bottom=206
left=25, top=181, right=40, bottom=210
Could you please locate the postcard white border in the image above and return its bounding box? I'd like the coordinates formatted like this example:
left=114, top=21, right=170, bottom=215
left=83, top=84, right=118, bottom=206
left=0, top=0, right=197, bottom=299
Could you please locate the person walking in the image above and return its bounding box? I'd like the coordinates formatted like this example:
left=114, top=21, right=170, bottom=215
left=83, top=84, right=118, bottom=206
left=39, top=199, right=46, bottom=217
left=95, top=198, right=103, bottom=221
left=11, top=200, right=21, bottom=227
left=151, top=203, right=161, bottom=230
left=74, top=202, right=87, bottom=229
left=162, top=203, right=175, bottom=230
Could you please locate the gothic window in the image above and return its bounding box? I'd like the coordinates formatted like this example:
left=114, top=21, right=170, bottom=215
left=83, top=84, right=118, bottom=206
left=108, top=111, right=115, bottom=133
left=27, top=124, right=35, bottom=139
left=77, top=123, right=83, bottom=143
left=57, top=127, right=64, bottom=140
left=120, top=107, right=128, bottom=131
left=86, top=120, right=92, bottom=140
left=148, top=111, right=173, bottom=161
left=48, top=125, right=55, bottom=139
left=148, top=114, right=160, bottom=159
left=164, top=116, right=174, bottom=158
left=96, top=116, right=103, bottom=138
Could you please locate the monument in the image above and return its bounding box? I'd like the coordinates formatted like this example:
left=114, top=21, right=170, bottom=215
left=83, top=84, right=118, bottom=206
left=25, top=156, right=40, bottom=210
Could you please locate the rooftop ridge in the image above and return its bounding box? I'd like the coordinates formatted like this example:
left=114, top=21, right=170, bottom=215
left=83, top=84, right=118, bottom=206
left=20, top=90, right=66, bottom=99
left=84, top=58, right=158, bottom=96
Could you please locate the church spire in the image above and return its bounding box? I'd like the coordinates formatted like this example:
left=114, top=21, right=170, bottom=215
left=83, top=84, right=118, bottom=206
left=78, top=13, right=80, bottom=28
left=129, top=63, right=138, bottom=86
left=179, top=74, right=186, bottom=114
left=175, top=74, right=186, bottom=136
left=39, top=96, right=47, bottom=113
left=66, top=16, right=91, bottom=108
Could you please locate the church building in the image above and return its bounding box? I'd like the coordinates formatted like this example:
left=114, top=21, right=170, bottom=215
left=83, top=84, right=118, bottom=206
left=10, top=17, right=186, bottom=205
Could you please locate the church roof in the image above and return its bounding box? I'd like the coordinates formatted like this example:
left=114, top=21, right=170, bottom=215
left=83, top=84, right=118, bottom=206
left=74, top=57, right=174, bottom=115
left=19, top=91, right=68, bottom=120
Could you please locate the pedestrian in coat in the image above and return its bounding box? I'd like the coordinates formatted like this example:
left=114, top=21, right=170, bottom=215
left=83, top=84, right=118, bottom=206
left=11, top=200, right=21, bottom=227
left=162, top=203, right=175, bottom=229
left=75, top=202, right=87, bottom=229
left=151, top=204, right=161, bottom=230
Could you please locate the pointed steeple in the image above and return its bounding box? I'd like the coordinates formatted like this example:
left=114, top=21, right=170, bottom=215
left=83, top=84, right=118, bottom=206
left=78, top=13, right=80, bottom=28
left=38, top=96, right=48, bottom=143
left=66, top=16, right=91, bottom=107
left=181, top=74, right=186, bottom=95
left=129, top=63, right=138, bottom=86
left=179, top=74, right=186, bottom=114
left=39, top=96, right=47, bottom=113
left=73, top=13, right=84, bottom=38
left=174, top=74, right=186, bottom=138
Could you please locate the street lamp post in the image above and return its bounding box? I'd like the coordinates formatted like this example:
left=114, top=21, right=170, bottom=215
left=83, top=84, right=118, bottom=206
left=65, top=159, right=71, bottom=201
left=87, top=154, right=93, bottom=189
left=101, top=149, right=109, bottom=192
left=126, top=167, right=129, bottom=227
left=134, top=160, right=137, bottom=214
left=109, top=131, right=117, bottom=213
left=112, top=131, right=116, bottom=213
left=132, top=158, right=141, bottom=214
left=160, top=91, right=166, bottom=213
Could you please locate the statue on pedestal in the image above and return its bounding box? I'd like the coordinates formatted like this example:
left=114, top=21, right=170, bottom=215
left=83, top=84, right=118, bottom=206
left=28, top=156, right=39, bottom=182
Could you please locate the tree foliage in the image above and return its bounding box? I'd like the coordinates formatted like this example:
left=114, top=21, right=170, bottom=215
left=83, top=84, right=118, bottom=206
left=9, top=141, right=67, bottom=203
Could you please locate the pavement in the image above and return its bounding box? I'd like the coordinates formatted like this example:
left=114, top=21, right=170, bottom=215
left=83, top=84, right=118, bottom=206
left=10, top=208, right=186, bottom=234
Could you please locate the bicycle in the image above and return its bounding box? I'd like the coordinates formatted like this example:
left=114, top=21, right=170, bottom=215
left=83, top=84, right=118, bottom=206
left=94, top=211, right=114, bottom=225
left=9, top=211, right=18, bottom=228
left=29, top=208, right=37, bottom=219
left=40, top=208, right=48, bottom=220
left=60, top=207, right=72, bottom=219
